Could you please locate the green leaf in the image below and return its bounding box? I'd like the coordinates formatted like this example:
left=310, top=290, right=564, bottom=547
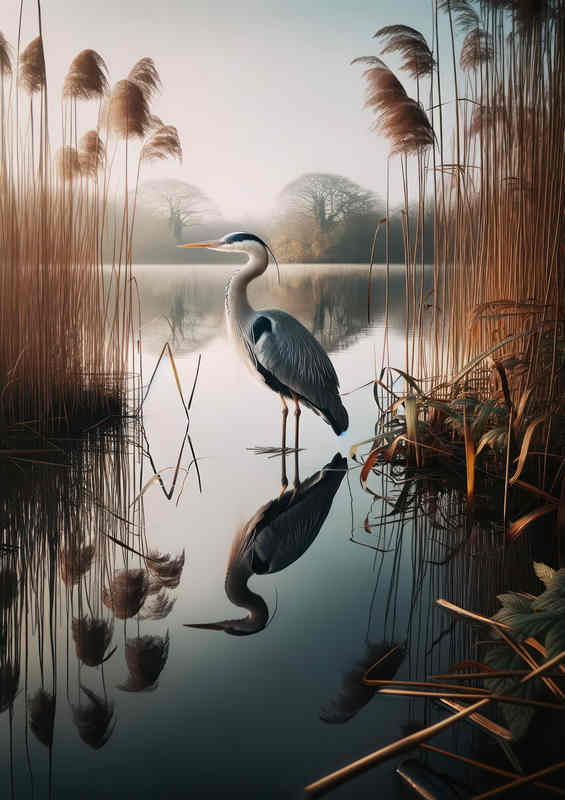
left=545, top=623, right=565, bottom=661
left=533, top=561, right=556, bottom=588
left=476, top=427, right=508, bottom=455
left=496, top=593, right=533, bottom=613
left=531, top=569, right=565, bottom=612
left=492, top=608, right=556, bottom=640
left=483, top=646, right=538, bottom=740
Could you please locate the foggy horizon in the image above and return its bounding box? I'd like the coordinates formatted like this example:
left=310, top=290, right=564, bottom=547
left=3, top=0, right=454, bottom=220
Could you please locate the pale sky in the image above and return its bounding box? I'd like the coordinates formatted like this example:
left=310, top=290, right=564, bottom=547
left=4, top=0, right=456, bottom=218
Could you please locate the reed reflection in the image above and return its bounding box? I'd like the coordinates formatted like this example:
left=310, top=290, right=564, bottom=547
left=0, top=424, right=186, bottom=797
left=187, top=452, right=347, bottom=636
left=137, top=264, right=416, bottom=355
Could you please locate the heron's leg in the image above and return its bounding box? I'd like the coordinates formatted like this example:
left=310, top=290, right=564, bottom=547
left=280, top=394, right=288, bottom=494
left=292, top=394, right=301, bottom=490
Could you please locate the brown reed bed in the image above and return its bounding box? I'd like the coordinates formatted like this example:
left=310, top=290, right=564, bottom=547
left=319, top=2, right=565, bottom=796
left=0, top=13, right=181, bottom=432
left=352, top=0, right=565, bottom=537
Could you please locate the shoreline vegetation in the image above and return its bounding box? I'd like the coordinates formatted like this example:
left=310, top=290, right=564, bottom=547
left=0, top=11, right=180, bottom=431
left=308, top=0, right=565, bottom=797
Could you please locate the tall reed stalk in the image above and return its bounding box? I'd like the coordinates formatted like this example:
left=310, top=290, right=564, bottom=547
left=357, top=1, right=565, bottom=412
left=0, top=20, right=181, bottom=429
left=433, top=0, right=565, bottom=412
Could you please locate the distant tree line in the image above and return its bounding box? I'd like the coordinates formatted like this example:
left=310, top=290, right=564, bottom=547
left=124, top=172, right=434, bottom=264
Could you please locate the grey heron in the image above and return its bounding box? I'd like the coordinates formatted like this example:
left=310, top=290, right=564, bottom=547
left=185, top=453, right=347, bottom=636
left=179, top=233, right=349, bottom=454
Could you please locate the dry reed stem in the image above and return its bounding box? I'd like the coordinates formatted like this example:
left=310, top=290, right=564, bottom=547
left=472, top=761, right=565, bottom=800
left=304, top=698, right=490, bottom=796
left=419, top=744, right=565, bottom=796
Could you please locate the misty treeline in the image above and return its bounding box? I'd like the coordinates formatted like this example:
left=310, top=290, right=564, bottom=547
left=119, top=172, right=434, bottom=264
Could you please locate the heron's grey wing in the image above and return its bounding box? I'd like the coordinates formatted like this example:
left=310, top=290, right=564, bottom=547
left=249, top=454, right=346, bottom=575
left=249, top=309, right=340, bottom=408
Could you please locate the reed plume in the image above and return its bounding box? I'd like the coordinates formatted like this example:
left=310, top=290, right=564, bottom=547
left=128, top=57, right=161, bottom=100
left=55, top=145, right=81, bottom=181
left=103, top=568, right=149, bottom=618
left=140, top=124, right=182, bottom=163
left=460, top=29, right=494, bottom=71
left=140, top=589, right=175, bottom=620
left=72, top=686, right=115, bottom=749
left=118, top=633, right=169, bottom=692
left=63, top=49, right=108, bottom=100
left=59, top=535, right=95, bottom=584
left=29, top=689, right=55, bottom=747
left=78, top=130, right=105, bottom=177
left=374, top=25, right=435, bottom=78
left=0, top=31, right=12, bottom=76
left=353, top=57, right=434, bottom=154
left=19, top=36, right=45, bottom=93
left=72, top=618, right=114, bottom=666
left=145, top=549, right=185, bottom=589
left=439, top=0, right=480, bottom=32
left=105, top=79, right=152, bottom=138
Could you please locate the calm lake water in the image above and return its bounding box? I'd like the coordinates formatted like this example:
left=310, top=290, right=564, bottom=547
left=0, top=263, right=544, bottom=798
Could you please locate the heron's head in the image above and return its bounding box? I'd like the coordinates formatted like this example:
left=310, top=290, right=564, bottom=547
left=178, top=231, right=269, bottom=255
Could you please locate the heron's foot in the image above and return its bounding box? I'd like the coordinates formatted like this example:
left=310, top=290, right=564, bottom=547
left=278, top=478, right=289, bottom=499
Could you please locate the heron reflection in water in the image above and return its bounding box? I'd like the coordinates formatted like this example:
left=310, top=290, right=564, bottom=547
left=179, top=233, right=348, bottom=454
left=186, top=453, right=347, bottom=636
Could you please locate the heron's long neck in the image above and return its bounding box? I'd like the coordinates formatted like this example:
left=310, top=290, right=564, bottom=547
left=225, top=248, right=268, bottom=323
left=224, top=560, right=269, bottom=633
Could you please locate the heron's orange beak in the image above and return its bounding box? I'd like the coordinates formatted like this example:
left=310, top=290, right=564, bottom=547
left=177, top=240, right=220, bottom=249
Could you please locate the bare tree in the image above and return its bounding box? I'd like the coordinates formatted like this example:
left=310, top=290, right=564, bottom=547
left=137, top=179, right=220, bottom=243
left=278, top=173, right=377, bottom=233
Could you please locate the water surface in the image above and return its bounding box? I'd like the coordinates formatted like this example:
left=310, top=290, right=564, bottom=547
left=0, top=263, right=515, bottom=798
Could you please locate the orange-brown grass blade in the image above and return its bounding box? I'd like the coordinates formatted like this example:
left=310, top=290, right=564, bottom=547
left=508, top=504, right=556, bottom=540
left=509, top=415, right=547, bottom=484
left=471, top=761, right=565, bottom=800
left=382, top=689, right=564, bottom=712
left=520, top=648, right=565, bottom=686
left=464, top=404, right=475, bottom=506
left=438, top=699, right=511, bottom=739
left=436, top=598, right=511, bottom=629
left=304, top=698, right=490, bottom=796
left=436, top=599, right=565, bottom=699
left=419, top=744, right=565, bottom=797
left=405, top=394, right=420, bottom=465
left=446, top=659, right=495, bottom=674
left=556, top=476, right=565, bottom=555
left=513, top=479, right=559, bottom=503
left=360, top=449, right=379, bottom=489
